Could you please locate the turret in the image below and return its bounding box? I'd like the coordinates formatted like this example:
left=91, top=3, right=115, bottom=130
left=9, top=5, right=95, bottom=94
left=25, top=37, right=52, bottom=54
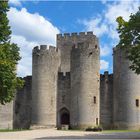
left=113, top=46, right=140, bottom=129
left=70, top=35, right=100, bottom=129
left=32, top=45, right=60, bottom=128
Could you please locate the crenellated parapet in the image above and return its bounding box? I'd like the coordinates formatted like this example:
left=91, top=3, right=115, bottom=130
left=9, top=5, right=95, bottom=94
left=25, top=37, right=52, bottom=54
left=58, top=72, right=70, bottom=80
left=17, top=76, right=32, bottom=88
left=22, top=76, right=32, bottom=87
left=71, top=41, right=99, bottom=51
left=22, top=75, right=32, bottom=80
left=57, top=31, right=98, bottom=72
left=68, top=32, right=99, bottom=54
left=32, top=45, right=60, bottom=66
left=100, top=71, right=113, bottom=82
left=57, top=31, right=96, bottom=40
left=33, top=45, right=59, bottom=54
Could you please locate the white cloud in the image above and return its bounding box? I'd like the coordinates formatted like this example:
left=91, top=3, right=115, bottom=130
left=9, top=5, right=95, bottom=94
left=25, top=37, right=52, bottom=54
left=105, top=1, right=140, bottom=24
left=80, top=0, right=140, bottom=41
left=79, top=0, right=140, bottom=72
left=11, top=35, right=38, bottom=77
left=8, top=7, right=60, bottom=45
left=104, top=0, right=140, bottom=40
left=100, top=60, right=109, bottom=70
left=8, top=7, right=60, bottom=77
left=100, top=45, right=111, bottom=57
left=80, top=17, right=108, bottom=37
left=9, top=0, right=22, bottom=7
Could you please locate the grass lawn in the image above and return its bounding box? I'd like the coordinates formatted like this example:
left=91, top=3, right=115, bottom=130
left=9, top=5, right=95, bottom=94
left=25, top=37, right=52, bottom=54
left=58, top=129, right=140, bottom=133
left=0, top=128, right=140, bottom=133
left=103, top=129, right=140, bottom=133
left=0, top=128, right=30, bottom=132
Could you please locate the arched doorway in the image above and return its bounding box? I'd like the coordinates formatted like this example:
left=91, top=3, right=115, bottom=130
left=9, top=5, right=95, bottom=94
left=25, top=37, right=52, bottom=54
left=60, top=108, right=70, bottom=125
left=61, top=112, right=70, bottom=125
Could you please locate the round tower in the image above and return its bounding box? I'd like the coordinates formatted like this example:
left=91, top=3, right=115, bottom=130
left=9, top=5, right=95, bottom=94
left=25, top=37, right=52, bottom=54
left=113, top=47, right=140, bottom=129
left=31, top=45, right=60, bottom=128
left=70, top=33, right=100, bottom=129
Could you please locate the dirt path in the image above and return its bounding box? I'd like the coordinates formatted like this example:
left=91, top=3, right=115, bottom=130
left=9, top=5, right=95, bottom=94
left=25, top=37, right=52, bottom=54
left=0, top=129, right=140, bottom=139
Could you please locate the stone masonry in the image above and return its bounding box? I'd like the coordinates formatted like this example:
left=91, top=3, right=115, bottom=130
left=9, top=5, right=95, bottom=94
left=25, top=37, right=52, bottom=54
left=0, top=31, right=140, bottom=130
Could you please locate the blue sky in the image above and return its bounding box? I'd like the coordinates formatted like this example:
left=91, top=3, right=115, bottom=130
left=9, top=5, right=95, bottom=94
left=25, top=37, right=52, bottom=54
left=8, top=0, right=140, bottom=77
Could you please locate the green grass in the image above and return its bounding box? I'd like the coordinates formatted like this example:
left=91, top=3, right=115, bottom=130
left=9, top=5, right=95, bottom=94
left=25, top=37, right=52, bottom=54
left=1, top=128, right=140, bottom=133
left=0, top=128, right=30, bottom=132
left=103, top=129, right=140, bottom=133
left=58, top=129, right=140, bottom=133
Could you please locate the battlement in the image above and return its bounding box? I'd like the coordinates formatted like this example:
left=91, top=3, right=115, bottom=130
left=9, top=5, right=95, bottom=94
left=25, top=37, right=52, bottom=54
left=33, top=45, right=58, bottom=54
left=57, top=31, right=96, bottom=40
left=113, top=47, right=119, bottom=54
left=100, top=71, right=113, bottom=81
left=58, top=72, right=70, bottom=80
left=71, top=42, right=99, bottom=51
left=18, top=75, right=32, bottom=80
left=17, top=76, right=32, bottom=89
left=113, top=46, right=124, bottom=53
left=23, top=75, right=32, bottom=81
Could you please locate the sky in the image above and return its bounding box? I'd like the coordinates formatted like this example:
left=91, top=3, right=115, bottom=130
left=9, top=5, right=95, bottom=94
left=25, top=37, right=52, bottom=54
left=8, top=0, right=140, bottom=77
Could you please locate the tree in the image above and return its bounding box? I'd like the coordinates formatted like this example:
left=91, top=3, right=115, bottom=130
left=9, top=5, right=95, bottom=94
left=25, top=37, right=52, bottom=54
left=0, top=1, right=23, bottom=104
left=116, top=7, right=140, bottom=74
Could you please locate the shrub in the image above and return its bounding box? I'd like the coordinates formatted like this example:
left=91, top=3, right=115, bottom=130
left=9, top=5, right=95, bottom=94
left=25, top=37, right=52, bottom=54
left=85, top=125, right=103, bottom=132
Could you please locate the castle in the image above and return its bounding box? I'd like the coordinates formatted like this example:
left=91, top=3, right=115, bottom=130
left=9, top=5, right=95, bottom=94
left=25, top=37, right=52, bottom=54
left=0, top=32, right=140, bottom=130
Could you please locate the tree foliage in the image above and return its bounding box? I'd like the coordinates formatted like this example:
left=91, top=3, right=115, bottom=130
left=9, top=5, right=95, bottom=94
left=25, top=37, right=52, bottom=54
left=0, top=1, right=23, bottom=104
left=116, top=7, right=140, bottom=74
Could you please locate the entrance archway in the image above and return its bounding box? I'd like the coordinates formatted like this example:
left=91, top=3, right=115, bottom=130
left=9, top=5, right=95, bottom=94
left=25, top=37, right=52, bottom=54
left=60, top=108, right=70, bottom=125
left=61, top=112, right=70, bottom=125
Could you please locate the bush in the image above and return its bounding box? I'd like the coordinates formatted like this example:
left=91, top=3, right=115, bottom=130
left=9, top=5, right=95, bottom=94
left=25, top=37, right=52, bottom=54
left=85, top=126, right=103, bottom=132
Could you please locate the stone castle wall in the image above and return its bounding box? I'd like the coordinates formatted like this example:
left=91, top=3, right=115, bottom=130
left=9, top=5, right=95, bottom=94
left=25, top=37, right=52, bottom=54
left=70, top=34, right=100, bottom=129
left=0, top=102, right=13, bottom=129
left=113, top=47, right=140, bottom=130
left=1, top=31, right=140, bottom=130
left=32, top=45, right=60, bottom=127
left=13, top=76, right=32, bottom=129
left=57, top=32, right=96, bottom=72
left=100, top=72, right=113, bottom=129
left=57, top=72, right=71, bottom=128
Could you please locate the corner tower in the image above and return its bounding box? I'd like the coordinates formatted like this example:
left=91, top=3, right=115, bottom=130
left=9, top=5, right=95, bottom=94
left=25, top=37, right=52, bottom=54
left=113, top=47, right=140, bottom=129
left=70, top=32, right=100, bottom=129
left=32, top=45, right=60, bottom=128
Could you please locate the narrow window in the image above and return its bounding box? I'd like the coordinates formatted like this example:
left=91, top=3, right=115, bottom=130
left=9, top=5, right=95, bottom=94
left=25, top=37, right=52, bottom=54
left=96, top=118, right=98, bottom=125
left=95, top=45, right=98, bottom=49
left=93, top=96, right=96, bottom=104
left=136, top=99, right=139, bottom=107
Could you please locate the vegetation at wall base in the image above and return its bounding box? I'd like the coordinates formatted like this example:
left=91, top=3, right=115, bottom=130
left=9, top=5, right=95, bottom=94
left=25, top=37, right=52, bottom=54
left=85, top=125, right=103, bottom=132
left=0, top=128, right=30, bottom=132
left=0, top=1, right=24, bottom=104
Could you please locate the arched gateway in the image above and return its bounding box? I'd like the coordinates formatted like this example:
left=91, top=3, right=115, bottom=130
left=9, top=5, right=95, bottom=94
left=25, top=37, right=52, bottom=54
left=58, top=108, right=70, bottom=128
